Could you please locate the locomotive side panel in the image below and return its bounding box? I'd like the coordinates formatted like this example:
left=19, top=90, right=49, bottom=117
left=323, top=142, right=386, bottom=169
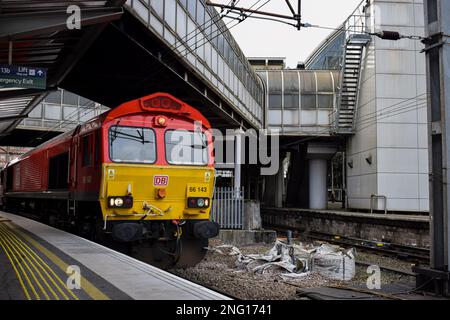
left=74, top=128, right=103, bottom=201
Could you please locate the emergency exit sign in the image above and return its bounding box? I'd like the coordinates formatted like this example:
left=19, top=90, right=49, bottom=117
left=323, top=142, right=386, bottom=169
left=0, top=64, right=47, bottom=89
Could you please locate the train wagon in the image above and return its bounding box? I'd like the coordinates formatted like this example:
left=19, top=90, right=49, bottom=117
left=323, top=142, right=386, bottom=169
left=0, top=92, right=219, bottom=267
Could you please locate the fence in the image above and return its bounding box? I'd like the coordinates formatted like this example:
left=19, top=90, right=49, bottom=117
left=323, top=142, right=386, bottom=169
left=211, top=187, right=244, bottom=230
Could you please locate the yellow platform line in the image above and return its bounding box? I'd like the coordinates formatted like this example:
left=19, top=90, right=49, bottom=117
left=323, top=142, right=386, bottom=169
left=0, top=232, right=31, bottom=300
left=0, top=225, right=70, bottom=300
left=0, top=223, right=76, bottom=300
left=0, top=225, right=62, bottom=300
left=5, top=222, right=110, bottom=300
left=0, top=229, right=40, bottom=299
left=0, top=227, right=51, bottom=300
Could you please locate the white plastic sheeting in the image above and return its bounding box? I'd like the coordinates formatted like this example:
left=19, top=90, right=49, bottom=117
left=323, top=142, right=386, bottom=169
left=207, top=241, right=356, bottom=281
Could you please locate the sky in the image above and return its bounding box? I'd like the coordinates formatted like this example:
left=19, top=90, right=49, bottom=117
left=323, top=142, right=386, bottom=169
left=222, top=0, right=363, bottom=68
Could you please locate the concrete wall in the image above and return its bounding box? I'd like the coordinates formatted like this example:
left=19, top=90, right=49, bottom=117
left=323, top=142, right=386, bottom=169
left=347, top=0, right=428, bottom=212
left=261, top=208, right=430, bottom=248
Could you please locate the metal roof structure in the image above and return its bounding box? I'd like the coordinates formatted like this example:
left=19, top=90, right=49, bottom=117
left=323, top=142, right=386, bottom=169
left=0, top=0, right=125, bottom=140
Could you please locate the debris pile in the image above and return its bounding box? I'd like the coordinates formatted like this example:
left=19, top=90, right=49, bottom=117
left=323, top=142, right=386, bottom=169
left=207, top=241, right=356, bottom=281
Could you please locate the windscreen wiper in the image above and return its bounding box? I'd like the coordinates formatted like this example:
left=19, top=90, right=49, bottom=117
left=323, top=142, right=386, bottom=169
left=113, top=130, right=151, bottom=144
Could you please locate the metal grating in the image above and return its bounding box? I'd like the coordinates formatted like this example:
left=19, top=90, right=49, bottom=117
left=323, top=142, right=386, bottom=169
left=211, top=187, right=244, bottom=230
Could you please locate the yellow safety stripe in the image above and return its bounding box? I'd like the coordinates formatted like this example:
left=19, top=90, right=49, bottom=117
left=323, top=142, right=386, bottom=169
left=0, top=224, right=68, bottom=300
left=0, top=226, right=51, bottom=300
left=0, top=227, right=40, bottom=299
left=5, top=222, right=110, bottom=300
left=0, top=230, right=31, bottom=300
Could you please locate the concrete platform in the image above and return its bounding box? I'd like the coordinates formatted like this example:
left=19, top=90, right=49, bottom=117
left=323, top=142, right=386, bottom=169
left=0, top=211, right=230, bottom=300
left=261, top=207, right=430, bottom=248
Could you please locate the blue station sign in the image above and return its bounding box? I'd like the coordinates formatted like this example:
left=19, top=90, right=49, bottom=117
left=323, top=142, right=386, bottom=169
left=0, top=64, right=47, bottom=89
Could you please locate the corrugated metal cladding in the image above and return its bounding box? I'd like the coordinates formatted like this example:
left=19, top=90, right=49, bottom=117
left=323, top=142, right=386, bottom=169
left=258, top=70, right=340, bottom=134
left=14, top=153, right=47, bottom=191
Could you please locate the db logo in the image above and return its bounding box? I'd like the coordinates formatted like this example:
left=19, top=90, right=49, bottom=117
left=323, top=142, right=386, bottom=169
left=153, top=175, right=169, bottom=186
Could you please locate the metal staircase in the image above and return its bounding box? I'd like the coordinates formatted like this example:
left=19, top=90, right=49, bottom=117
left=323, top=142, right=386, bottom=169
left=333, top=34, right=371, bottom=134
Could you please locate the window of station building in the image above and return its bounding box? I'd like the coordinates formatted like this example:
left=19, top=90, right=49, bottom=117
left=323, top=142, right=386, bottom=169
left=224, top=39, right=230, bottom=61
left=150, top=0, right=163, bottom=17
left=300, top=72, right=317, bottom=93
left=318, top=94, right=334, bottom=109
left=63, top=91, right=79, bottom=106
left=63, top=106, right=77, bottom=121
left=45, top=104, right=61, bottom=120
left=302, top=94, right=317, bottom=109
left=196, top=33, right=205, bottom=60
left=165, top=130, right=208, bottom=165
left=203, top=8, right=211, bottom=37
left=45, top=91, right=61, bottom=104
left=268, top=94, right=282, bottom=109
left=212, top=49, right=218, bottom=74
left=218, top=34, right=224, bottom=55
left=134, top=0, right=149, bottom=21
left=176, top=3, right=187, bottom=39
left=187, top=17, right=196, bottom=47
left=316, top=72, right=334, bottom=92
left=29, top=104, right=42, bottom=118
left=80, top=109, right=95, bottom=122
left=164, top=0, right=176, bottom=30
left=187, top=0, right=196, bottom=19
left=179, top=0, right=187, bottom=8
left=210, top=22, right=217, bottom=43
left=109, top=126, right=156, bottom=164
left=284, top=94, right=300, bottom=109
left=427, top=0, right=438, bottom=23
left=79, top=96, right=90, bottom=106
left=196, top=1, right=205, bottom=26
left=283, top=72, right=300, bottom=109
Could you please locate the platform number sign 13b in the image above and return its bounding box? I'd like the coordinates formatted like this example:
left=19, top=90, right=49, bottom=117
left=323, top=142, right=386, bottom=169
left=153, top=175, right=169, bottom=187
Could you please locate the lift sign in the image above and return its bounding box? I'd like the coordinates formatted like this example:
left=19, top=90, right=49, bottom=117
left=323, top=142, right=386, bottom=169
left=153, top=175, right=169, bottom=186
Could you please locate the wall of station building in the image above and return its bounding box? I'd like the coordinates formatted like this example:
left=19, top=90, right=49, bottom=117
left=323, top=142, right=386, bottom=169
left=346, top=0, right=428, bottom=212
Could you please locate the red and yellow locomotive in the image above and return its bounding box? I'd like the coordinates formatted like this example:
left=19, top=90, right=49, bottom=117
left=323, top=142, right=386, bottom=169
left=0, top=92, right=219, bottom=267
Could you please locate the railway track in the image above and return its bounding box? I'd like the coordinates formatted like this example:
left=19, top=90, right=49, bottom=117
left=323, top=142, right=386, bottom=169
left=265, top=223, right=430, bottom=264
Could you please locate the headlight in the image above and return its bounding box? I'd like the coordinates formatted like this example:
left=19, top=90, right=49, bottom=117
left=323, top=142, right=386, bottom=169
left=108, top=196, right=133, bottom=208
left=187, top=197, right=210, bottom=208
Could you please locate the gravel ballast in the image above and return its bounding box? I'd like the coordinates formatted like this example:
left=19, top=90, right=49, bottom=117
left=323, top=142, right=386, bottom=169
left=170, top=239, right=416, bottom=300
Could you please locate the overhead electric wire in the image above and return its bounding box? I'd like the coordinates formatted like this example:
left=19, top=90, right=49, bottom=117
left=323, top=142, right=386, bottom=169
left=282, top=92, right=430, bottom=145
left=356, top=100, right=427, bottom=127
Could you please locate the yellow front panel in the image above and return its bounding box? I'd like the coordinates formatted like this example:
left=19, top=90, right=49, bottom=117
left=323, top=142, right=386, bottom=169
left=99, top=163, right=214, bottom=221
